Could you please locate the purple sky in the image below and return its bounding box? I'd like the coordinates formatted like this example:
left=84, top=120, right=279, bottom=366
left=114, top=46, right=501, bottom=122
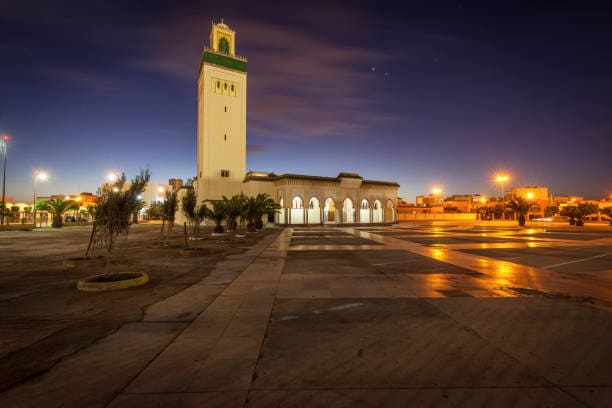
left=1, top=1, right=611, bottom=203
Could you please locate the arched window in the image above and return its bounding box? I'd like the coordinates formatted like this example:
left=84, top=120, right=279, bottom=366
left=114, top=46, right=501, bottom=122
left=292, top=196, right=303, bottom=209
left=218, top=37, right=230, bottom=54
left=361, top=199, right=369, bottom=209
left=309, top=197, right=319, bottom=209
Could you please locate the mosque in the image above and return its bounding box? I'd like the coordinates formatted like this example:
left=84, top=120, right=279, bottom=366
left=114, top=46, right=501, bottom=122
left=192, top=21, right=399, bottom=225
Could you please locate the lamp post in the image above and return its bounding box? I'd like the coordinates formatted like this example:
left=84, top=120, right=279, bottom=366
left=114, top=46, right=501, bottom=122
left=496, top=175, right=509, bottom=198
left=33, top=170, right=48, bottom=228
left=1, top=135, right=9, bottom=225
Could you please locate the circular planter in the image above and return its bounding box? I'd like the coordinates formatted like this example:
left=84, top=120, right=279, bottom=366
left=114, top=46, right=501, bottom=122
left=77, top=272, right=149, bottom=292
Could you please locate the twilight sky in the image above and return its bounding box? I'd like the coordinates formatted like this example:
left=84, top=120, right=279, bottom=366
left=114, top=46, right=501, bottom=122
left=1, top=0, right=611, bottom=203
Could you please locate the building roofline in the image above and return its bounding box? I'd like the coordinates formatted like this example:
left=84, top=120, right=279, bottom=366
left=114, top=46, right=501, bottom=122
left=243, top=171, right=399, bottom=187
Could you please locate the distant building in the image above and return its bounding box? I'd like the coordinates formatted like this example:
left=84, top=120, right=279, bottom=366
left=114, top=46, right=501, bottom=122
left=508, top=186, right=549, bottom=201
left=168, top=178, right=183, bottom=191
left=416, top=194, right=440, bottom=206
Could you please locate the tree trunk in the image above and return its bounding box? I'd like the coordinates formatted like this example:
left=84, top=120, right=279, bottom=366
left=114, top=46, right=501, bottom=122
left=52, top=214, right=62, bottom=228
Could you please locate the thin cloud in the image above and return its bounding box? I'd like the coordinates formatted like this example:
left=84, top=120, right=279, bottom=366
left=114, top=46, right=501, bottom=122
left=34, top=67, right=121, bottom=92
left=124, top=9, right=398, bottom=139
left=247, top=143, right=273, bottom=154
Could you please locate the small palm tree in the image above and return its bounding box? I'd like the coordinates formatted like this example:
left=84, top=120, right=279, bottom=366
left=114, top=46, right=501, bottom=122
left=181, top=188, right=209, bottom=235
left=256, top=193, right=280, bottom=229
left=574, top=203, right=598, bottom=226
left=506, top=197, right=530, bottom=227
left=560, top=206, right=578, bottom=225
left=243, top=196, right=260, bottom=232
left=222, top=194, right=246, bottom=231
left=602, top=207, right=612, bottom=226
left=204, top=200, right=227, bottom=234
left=36, top=198, right=79, bottom=228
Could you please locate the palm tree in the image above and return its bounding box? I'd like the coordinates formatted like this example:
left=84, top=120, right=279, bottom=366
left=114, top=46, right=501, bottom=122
left=222, top=194, right=246, bottom=231
left=243, top=196, right=260, bottom=232
left=204, top=200, right=227, bottom=234
left=506, top=197, right=530, bottom=227
left=574, top=203, right=598, bottom=226
left=36, top=198, right=79, bottom=228
left=255, top=193, right=280, bottom=229
left=602, top=207, right=612, bottom=226
left=560, top=206, right=578, bottom=225
left=181, top=188, right=208, bottom=235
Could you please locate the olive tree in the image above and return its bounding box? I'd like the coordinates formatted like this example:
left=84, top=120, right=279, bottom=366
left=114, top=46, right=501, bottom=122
left=87, top=169, right=150, bottom=274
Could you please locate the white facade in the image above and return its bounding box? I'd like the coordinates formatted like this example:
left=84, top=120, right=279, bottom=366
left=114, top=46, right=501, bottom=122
left=197, top=22, right=247, bottom=201
left=189, top=22, right=399, bottom=226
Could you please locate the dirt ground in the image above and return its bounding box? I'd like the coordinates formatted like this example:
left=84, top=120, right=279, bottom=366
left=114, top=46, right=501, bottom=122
left=0, top=223, right=279, bottom=392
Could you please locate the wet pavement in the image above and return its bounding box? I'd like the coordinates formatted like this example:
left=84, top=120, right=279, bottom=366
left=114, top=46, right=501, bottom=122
left=1, top=222, right=611, bottom=407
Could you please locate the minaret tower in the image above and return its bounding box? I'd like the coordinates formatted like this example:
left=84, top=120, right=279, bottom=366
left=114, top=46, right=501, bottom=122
left=196, top=20, right=247, bottom=201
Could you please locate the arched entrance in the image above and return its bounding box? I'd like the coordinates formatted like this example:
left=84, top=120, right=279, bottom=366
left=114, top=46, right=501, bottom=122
left=373, top=200, right=383, bottom=223
left=359, top=199, right=370, bottom=224
left=384, top=199, right=395, bottom=222
left=343, top=197, right=355, bottom=224
left=324, top=197, right=336, bottom=223
left=308, top=197, right=321, bottom=224
left=291, top=196, right=305, bottom=224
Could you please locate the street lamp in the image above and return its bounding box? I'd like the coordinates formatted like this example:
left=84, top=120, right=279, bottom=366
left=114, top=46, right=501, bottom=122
left=33, top=170, right=48, bottom=228
left=1, top=135, right=9, bottom=225
left=495, top=175, right=509, bottom=198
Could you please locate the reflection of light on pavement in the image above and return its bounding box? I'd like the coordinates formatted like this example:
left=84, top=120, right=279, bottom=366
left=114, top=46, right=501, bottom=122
left=432, top=248, right=445, bottom=261
left=527, top=242, right=537, bottom=248
left=480, top=243, right=489, bottom=249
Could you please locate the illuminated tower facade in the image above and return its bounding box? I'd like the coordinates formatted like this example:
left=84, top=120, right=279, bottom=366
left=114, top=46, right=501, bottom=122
left=197, top=21, right=247, bottom=201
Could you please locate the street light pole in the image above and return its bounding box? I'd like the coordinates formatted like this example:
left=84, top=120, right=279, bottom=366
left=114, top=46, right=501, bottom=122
left=32, top=170, right=47, bottom=228
left=1, top=135, right=9, bottom=225
left=33, top=171, right=39, bottom=228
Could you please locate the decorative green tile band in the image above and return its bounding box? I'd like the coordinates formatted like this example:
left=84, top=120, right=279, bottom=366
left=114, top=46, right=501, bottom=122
left=203, top=51, right=247, bottom=72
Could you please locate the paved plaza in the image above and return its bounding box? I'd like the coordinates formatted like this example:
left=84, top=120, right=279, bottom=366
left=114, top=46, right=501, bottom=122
left=1, top=223, right=611, bottom=407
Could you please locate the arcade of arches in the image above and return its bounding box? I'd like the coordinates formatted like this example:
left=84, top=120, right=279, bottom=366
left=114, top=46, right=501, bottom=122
left=243, top=172, right=398, bottom=226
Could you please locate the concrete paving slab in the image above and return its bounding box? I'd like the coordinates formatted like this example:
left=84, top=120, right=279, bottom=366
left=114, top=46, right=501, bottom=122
left=109, top=391, right=247, bottom=408
left=429, top=297, right=612, bottom=387
left=254, top=298, right=546, bottom=390
left=246, top=387, right=580, bottom=408
left=0, top=322, right=184, bottom=408
left=562, top=386, right=612, bottom=407
left=284, top=250, right=478, bottom=276
left=0, top=320, right=71, bottom=359
left=144, top=283, right=226, bottom=322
